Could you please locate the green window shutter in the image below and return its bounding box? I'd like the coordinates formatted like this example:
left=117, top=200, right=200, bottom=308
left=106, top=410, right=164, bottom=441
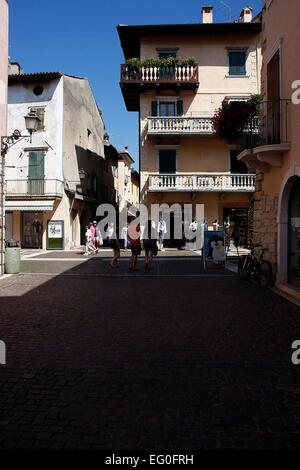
left=176, top=100, right=183, bottom=116
left=28, top=151, right=45, bottom=179
left=151, top=101, right=158, bottom=116
left=229, top=51, right=246, bottom=76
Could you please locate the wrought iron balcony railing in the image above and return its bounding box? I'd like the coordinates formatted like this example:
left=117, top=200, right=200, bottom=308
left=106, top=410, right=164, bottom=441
left=148, top=173, right=256, bottom=192
left=238, top=99, right=291, bottom=151
left=5, top=179, right=64, bottom=197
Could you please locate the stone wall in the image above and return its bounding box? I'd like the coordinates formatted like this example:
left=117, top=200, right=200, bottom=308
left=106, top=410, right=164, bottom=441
left=252, top=172, right=278, bottom=271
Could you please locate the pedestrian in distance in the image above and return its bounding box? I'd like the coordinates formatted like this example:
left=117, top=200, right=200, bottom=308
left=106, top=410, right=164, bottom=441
left=84, top=225, right=97, bottom=256
left=157, top=215, right=167, bottom=251
left=143, top=220, right=158, bottom=272
left=121, top=223, right=129, bottom=250
left=109, top=227, right=121, bottom=268
left=213, top=219, right=220, bottom=231
left=128, top=222, right=141, bottom=272
left=95, top=220, right=103, bottom=249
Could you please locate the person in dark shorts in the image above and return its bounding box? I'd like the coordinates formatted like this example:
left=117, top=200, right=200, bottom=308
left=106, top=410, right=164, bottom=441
left=128, top=222, right=141, bottom=272
left=143, top=220, right=158, bottom=272
left=109, top=227, right=121, bottom=268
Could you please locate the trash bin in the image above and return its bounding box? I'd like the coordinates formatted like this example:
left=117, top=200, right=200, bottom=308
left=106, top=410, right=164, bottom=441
left=5, top=240, right=21, bottom=274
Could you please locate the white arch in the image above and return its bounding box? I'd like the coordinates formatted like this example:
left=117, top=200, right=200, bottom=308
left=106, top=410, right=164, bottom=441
left=277, top=165, right=300, bottom=284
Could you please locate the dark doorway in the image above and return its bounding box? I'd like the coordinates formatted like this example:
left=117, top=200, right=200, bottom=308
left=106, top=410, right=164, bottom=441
left=159, top=150, right=176, bottom=174
left=223, top=208, right=249, bottom=246
left=288, top=178, right=300, bottom=287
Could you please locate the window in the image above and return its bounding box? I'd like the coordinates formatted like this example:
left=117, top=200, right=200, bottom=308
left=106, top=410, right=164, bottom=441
left=33, top=85, right=44, bottom=96
left=151, top=100, right=183, bottom=117
left=159, top=149, right=176, bottom=174
left=230, top=150, right=248, bottom=174
left=228, top=50, right=247, bottom=76
left=157, top=49, right=178, bottom=59
left=30, top=107, right=45, bottom=130
left=27, top=151, right=45, bottom=194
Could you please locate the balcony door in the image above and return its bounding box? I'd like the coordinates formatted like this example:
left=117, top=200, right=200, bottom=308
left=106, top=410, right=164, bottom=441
left=159, top=150, right=176, bottom=174
left=28, top=151, right=45, bottom=194
left=267, top=50, right=281, bottom=144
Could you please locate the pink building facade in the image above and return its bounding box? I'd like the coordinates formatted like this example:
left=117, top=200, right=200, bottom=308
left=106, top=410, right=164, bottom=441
left=239, top=0, right=300, bottom=299
left=0, top=0, right=9, bottom=275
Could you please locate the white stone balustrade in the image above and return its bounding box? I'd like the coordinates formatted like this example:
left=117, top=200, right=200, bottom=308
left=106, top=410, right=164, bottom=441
left=148, top=116, right=213, bottom=135
left=148, top=174, right=256, bottom=192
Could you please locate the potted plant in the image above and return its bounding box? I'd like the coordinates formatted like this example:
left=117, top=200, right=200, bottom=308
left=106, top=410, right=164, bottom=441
left=125, top=58, right=141, bottom=73
left=212, top=99, right=257, bottom=144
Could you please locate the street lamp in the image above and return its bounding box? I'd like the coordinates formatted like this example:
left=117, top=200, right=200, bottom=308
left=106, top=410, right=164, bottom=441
left=1, top=110, right=40, bottom=156
left=1, top=111, right=40, bottom=275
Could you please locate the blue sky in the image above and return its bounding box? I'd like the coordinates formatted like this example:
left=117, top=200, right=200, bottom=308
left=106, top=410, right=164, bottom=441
left=9, top=0, right=262, bottom=169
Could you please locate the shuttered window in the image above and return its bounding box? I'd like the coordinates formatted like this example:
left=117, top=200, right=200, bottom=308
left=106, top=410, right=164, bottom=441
left=28, top=151, right=45, bottom=194
left=151, top=100, right=183, bottom=116
left=228, top=51, right=247, bottom=76
left=159, top=150, right=176, bottom=174
left=30, top=107, right=45, bottom=130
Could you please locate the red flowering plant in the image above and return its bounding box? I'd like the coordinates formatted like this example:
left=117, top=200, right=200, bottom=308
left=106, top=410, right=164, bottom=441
left=212, top=99, right=258, bottom=143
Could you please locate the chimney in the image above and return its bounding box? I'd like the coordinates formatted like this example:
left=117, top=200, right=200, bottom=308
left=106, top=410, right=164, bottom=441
left=8, top=62, right=22, bottom=75
left=240, top=6, right=253, bottom=23
left=202, top=6, right=213, bottom=24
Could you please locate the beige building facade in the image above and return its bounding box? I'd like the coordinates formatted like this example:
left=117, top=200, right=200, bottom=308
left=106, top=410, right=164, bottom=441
left=238, top=0, right=300, bottom=295
left=0, top=0, right=9, bottom=274
left=118, top=6, right=262, bottom=245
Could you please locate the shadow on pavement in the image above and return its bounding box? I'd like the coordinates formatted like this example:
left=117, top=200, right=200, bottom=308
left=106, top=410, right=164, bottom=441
left=0, top=254, right=300, bottom=450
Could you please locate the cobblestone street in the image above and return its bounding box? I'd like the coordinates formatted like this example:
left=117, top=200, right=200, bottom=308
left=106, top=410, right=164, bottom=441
left=0, top=250, right=300, bottom=450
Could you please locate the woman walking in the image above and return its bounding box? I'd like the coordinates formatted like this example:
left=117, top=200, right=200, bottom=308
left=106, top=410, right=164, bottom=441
left=128, top=222, right=141, bottom=272
left=109, top=227, right=121, bottom=268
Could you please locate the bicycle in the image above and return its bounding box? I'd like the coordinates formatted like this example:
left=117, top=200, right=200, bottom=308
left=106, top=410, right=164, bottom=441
left=238, top=243, right=273, bottom=288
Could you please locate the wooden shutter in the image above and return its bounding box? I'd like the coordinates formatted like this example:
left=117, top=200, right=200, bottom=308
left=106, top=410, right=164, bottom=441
left=267, top=50, right=280, bottom=143
left=151, top=101, right=158, bottom=116
left=176, top=100, right=183, bottom=116
left=28, top=151, right=45, bottom=194
left=28, top=151, right=44, bottom=179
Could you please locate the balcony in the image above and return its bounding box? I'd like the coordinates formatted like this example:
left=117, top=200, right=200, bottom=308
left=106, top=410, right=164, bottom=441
left=148, top=173, right=256, bottom=192
left=120, top=64, right=199, bottom=111
left=148, top=116, right=213, bottom=136
left=237, top=99, right=291, bottom=170
left=5, top=179, right=64, bottom=198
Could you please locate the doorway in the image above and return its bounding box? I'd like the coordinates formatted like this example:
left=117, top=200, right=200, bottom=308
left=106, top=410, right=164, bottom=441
left=288, top=178, right=300, bottom=287
left=22, top=212, right=43, bottom=248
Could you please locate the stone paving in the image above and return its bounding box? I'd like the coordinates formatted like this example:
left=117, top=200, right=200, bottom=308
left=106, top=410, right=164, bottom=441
left=0, top=250, right=300, bottom=449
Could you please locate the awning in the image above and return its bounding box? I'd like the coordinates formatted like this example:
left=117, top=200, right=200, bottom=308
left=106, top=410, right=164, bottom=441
left=5, top=200, right=55, bottom=212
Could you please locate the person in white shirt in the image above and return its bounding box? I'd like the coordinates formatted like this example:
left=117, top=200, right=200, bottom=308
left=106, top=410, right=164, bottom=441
left=213, top=219, right=220, bottom=231
left=121, top=223, right=129, bottom=250
left=157, top=216, right=167, bottom=251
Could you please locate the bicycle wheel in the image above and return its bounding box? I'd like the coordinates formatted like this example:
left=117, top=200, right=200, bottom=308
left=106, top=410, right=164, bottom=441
left=238, top=255, right=251, bottom=281
left=258, top=260, right=273, bottom=288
